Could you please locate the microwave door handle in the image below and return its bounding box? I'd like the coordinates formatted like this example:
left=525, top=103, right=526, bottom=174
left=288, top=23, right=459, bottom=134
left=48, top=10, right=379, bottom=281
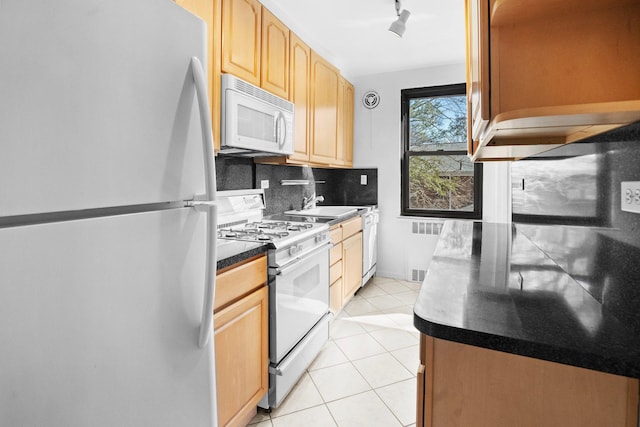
left=276, top=111, right=286, bottom=149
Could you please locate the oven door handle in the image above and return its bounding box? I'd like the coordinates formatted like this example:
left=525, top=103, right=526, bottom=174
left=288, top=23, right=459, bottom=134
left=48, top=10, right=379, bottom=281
left=271, top=242, right=331, bottom=276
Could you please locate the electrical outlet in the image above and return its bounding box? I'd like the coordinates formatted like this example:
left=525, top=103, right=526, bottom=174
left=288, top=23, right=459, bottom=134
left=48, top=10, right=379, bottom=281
left=621, top=181, right=640, bottom=213
left=360, top=174, right=367, bottom=185
left=260, top=180, right=269, bottom=189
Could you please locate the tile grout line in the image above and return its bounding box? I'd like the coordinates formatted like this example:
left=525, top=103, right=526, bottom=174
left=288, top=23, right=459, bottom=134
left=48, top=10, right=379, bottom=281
left=247, top=277, right=422, bottom=426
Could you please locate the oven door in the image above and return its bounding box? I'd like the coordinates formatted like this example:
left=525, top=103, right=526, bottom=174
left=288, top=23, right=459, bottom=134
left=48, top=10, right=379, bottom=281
left=269, top=243, right=330, bottom=363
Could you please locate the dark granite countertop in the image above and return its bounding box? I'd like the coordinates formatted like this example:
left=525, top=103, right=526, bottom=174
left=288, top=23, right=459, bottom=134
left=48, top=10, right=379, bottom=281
left=413, top=220, right=640, bottom=379
left=216, top=239, right=269, bottom=270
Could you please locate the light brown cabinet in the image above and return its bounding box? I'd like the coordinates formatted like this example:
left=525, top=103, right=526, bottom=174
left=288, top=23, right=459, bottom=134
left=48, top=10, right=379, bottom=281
left=337, top=77, right=355, bottom=167
left=287, top=32, right=312, bottom=163
left=466, top=0, right=640, bottom=161
left=221, top=0, right=262, bottom=86
left=417, top=335, right=640, bottom=427
left=329, top=216, right=362, bottom=313
left=309, top=51, right=340, bottom=165
left=343, top=80, right=355, bottom=167
left=214, top=255, right=268, bottom=427
left=260, top=8, right=289, bottom=99
left=178, top=0, right=354, bottom=166
left=173, top=0, right=222, bottom=151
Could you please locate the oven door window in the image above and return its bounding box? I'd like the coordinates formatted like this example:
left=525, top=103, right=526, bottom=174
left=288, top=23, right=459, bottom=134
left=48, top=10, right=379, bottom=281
left=271, top=249, right=329, bottom=363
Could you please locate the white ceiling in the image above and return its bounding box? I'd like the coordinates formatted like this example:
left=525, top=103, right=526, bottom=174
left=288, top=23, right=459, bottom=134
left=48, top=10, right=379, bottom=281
left=260, top=0, right=467, bottom=79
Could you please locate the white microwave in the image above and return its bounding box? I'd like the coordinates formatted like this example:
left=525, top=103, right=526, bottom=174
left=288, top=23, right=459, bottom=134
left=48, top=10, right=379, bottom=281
left=220, top=74, right=294, bottom=156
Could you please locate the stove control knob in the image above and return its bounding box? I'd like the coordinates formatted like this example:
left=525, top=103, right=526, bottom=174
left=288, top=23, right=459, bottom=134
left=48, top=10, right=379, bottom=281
left=289, top=245, right=303, bottom=256
left=315, top=233, right=328, bottom=244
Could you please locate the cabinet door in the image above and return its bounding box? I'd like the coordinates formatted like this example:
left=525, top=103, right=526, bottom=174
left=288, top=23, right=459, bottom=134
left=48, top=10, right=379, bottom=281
left=465, top=0, right=490, bottom=155
left=214, top=286, right=268, bottom=427
left=336, top=76, right=355, bottom=167
left=309, top=51, right=339, bottom=165
left=330, top=277, right=343, bottom=314
left=288, top=32, right=311, bottom=162
left=336, top=77, right=346, bottom=166
left=422, top=335, right=639, bottom=427
left=261, top=8, right=289, bottom=99
left=342, top=231, right=363, bottom=300
left=221, top=0, right=261, bottom=85
left=174, top=0, right=222, bottom=151
left=342, top=79, right=355, bottom=167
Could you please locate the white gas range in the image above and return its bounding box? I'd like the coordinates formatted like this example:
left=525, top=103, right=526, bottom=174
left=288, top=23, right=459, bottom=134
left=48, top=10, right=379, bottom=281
left=217, top=189, right=332, bottom=409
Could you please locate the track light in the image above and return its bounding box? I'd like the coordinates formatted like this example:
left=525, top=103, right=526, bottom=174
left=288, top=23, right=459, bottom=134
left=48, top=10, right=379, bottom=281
left=389, top=0, right=411, bottom=38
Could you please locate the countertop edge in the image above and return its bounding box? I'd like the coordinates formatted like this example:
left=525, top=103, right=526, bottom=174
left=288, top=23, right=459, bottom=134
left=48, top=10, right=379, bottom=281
left=413, top=314, right=640, bottom=378
left=216, top=244, right=269, bottom=270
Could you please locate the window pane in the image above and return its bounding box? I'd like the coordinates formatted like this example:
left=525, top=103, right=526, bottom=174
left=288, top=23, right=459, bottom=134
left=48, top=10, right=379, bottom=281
left=408, top=154, right=475, bottom=211
left=409, top=95, right=467, bottom=151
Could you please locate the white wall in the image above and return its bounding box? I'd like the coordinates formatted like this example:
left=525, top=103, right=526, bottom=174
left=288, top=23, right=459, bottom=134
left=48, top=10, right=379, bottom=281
left=352, top=64, right=510, bottom=280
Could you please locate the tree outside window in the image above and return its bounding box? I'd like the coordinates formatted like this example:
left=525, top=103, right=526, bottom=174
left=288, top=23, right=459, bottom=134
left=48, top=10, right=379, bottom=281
left=401, top=84, right=482, bottom=218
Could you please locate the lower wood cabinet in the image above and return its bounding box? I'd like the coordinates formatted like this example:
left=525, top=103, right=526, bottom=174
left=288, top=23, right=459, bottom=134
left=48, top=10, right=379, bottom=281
left=329, top=216, right=362, bottom=313
left=341, top=231, right=362, bottom=300
left=417, top=335, right=640, bottom=427
left=214, top=255, right=268, bottom=427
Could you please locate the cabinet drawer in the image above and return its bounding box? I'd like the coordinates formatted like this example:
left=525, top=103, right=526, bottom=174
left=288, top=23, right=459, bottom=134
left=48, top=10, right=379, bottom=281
left=330, top=259, right=343, bottom=284
left=329, top=277, right=343, bottom=313
left=215, top=255, right=267, bottom=312
left=329, top=226, right=342, bottom=244
left=341, top=216, right=362, bottom=239
left=330, top=242, right=342, bottom=265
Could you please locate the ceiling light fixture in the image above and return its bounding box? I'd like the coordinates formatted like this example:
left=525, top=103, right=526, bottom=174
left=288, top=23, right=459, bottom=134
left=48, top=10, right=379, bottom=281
left=389, top=0, right=411, bottom=38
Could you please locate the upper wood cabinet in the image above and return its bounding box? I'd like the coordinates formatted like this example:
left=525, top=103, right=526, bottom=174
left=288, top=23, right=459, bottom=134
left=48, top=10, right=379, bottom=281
left=173, top=0, right=222, bottom=151
left=288, top=32, right=311, bottom=163
left=221, top=0, right=262, bottom=86
left=309, top=51, right=340, bottom=165
left=261, top=8, right=289, bottom=99
left=338, top=77, right=355, bottom=167
left=466, top=0, right=640, bottom=161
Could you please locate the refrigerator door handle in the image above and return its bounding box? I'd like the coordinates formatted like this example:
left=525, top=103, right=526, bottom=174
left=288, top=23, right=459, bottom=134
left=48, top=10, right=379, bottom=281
left=190, top=56, right=217, bottom=349
left=190, top=56, right=216, bottom=203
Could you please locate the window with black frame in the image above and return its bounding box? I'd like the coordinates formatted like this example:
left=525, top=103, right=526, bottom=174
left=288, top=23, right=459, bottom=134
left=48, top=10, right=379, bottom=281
left=401, top=84, right=482, bottom=218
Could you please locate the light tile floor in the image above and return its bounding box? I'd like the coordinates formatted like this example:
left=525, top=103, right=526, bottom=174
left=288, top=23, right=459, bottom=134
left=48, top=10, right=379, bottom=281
left=248, top=276, right=421, bottom=427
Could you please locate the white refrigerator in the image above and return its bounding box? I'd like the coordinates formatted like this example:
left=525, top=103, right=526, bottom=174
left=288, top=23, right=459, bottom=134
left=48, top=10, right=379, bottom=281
left=0, top=1, right=219, bottom=426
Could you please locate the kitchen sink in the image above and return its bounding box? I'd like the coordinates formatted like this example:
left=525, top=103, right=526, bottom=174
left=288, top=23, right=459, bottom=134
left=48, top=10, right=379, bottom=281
left=285, top=206, right=358, bottom=219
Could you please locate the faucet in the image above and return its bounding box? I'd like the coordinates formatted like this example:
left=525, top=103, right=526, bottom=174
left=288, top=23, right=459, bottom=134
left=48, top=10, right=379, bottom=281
left=303, top=194, right=324, bottom=210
